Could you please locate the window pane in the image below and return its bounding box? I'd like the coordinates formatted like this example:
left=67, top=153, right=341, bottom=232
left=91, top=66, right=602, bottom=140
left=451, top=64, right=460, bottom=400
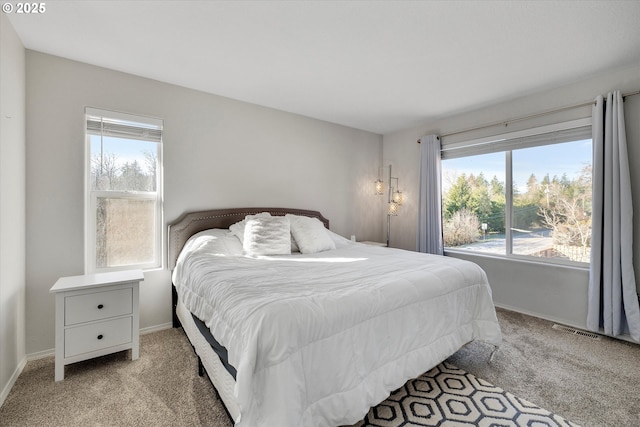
left=96, top=197, right=156, bottom=268
left=442, top=152, right=506, bottom=254
left=90, top=135, right=158, bottom=192
left=511, top=140, right=592, bottom=262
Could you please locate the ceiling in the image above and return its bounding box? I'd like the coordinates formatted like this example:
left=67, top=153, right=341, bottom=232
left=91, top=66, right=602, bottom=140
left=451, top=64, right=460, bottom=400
left=8, top=1, right=640, bottom=134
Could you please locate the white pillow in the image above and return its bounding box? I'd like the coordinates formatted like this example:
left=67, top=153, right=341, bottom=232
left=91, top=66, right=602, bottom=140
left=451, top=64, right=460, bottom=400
left=286, top=214, right=336, bottom=254
left=182, top=229, right=243, bottom=256
left=327, top=229, right=354, bottom=248
left=229, top=212, right=271, bottom=244
left=243, top=216, right=292, bottom=256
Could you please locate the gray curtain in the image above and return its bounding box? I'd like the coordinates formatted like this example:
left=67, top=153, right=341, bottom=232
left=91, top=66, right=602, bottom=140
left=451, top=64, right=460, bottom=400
left=587, top=91, right=640, bottom=342
left=417, top=134, right=443, bottom=255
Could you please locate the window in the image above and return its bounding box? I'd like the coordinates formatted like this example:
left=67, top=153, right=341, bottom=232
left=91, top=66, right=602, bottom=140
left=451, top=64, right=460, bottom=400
left=441, top=119, right=592, bottom=265
left=85, top=108, right=163, bottom=272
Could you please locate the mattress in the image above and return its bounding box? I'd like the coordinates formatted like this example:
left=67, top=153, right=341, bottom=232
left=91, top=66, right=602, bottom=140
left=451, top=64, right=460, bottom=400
left=173, top=228, right=502, bottom=427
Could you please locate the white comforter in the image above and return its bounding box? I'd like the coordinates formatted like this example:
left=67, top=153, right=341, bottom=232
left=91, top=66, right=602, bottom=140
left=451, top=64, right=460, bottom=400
left=173, top=230, right=502, bottom=427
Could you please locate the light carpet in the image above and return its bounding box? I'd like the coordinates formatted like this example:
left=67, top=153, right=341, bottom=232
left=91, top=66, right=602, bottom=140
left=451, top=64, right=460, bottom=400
left=1, top=308, right=639, bottom=426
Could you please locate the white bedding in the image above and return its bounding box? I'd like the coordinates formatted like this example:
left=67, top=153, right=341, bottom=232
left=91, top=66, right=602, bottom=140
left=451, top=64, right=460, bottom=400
left=172, top=229, right=502, bottom=427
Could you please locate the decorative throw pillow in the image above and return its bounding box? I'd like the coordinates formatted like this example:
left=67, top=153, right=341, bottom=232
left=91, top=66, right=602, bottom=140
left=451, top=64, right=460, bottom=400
left=286, top=214, right=336, bottom=254
left=229, top=212, right=271, bottom=244
left=243, top=216, right=292, bottom=256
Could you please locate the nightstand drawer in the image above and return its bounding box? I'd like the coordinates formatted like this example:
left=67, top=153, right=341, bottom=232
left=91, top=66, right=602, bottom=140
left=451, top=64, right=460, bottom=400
left=65, top=288, right=132, bottom=325
left=64, top=316, right=132, bottom=357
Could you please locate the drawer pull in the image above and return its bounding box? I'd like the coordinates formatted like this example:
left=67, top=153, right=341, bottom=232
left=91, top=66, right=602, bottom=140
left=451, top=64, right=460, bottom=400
left=97, top=304, right=104, bottom=309
left=97, top=334, right=104, bottom=340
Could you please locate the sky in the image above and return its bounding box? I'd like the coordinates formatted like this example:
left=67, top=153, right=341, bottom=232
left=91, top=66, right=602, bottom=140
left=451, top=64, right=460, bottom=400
left=90, top=135, right=157, bottom=174
left=442, top=139, right=592, bottom=194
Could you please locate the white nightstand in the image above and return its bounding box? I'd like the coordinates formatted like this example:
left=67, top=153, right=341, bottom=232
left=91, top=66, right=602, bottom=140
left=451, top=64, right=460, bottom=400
left=49, top=269, right=143, bottom=381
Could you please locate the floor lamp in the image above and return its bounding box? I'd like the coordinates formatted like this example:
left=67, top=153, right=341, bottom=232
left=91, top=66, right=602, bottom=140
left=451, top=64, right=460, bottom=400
left=375, top=165, right=403, bottom=247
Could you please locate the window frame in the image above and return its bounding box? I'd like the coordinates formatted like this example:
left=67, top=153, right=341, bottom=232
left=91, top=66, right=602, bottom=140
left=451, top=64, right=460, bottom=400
left=84, top=107, right=164, bottom=273
left=441, top=118, right=592, bottom=268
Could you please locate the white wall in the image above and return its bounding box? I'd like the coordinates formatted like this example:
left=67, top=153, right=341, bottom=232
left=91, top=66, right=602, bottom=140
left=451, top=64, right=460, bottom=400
left=25, top=51, right=384, bottom=355
left=383, top=63, right=640, bottom=329
left=0, top=14, right=26, bottom=404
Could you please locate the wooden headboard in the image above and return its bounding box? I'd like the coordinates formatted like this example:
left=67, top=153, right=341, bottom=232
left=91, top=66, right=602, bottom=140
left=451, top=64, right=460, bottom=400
left=167, top=207, right=330, bottom=270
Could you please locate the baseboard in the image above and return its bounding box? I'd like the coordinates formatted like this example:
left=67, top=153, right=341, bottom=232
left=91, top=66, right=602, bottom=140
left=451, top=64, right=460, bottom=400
left=494, top=303, right=589, bottom=331
left=0, top=357, right=26, bottom=408
left=27, top=348, right=54, bottom=361
left=140, top=322, right=172, bottom=335
left=26, top=322, right=174, bottom=362
left=494, top=303, right=639, bottom=345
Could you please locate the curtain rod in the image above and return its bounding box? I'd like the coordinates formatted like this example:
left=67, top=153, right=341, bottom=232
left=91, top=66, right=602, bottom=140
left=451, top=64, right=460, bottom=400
left=417, top=89, right=640, bottom=143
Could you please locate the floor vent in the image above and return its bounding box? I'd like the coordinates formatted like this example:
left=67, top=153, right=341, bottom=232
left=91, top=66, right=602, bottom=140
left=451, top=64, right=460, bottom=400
left=552, top=324, right=601, bottom=340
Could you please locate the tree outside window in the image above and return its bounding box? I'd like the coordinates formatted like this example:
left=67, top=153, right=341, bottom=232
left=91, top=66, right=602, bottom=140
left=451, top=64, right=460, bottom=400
left=442, top=138, right=591, bottom=264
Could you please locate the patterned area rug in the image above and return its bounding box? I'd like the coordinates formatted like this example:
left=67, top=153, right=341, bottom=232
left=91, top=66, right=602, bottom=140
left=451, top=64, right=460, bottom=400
left=351, top=362, right=580, bottom=427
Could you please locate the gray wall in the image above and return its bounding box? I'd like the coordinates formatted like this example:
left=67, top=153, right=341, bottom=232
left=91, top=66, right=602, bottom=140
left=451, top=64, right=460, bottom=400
left=14, top=28, right=640, bottom=371
left=383, top=63, right=640, bottom=329
left=25, top=51, right=384, bottom=355
left=0, top=14, right=26, bottom=403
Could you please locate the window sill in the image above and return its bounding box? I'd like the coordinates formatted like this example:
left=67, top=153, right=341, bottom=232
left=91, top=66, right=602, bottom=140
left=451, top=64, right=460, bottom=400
left=444, top=248, right=590, bottom=272
left=90, top=264, right=162, bottom=275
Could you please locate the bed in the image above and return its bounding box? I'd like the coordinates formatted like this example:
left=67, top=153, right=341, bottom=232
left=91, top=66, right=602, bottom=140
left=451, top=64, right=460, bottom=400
left=168, top=207, right=502, bottom=427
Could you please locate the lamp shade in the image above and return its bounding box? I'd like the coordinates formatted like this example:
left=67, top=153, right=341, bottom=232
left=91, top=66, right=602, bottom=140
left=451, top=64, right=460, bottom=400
left=374, top=179, right=384, bottom=195
left=392, top=190, right=403, bottom=205
left=388, top=202, right=399, bottom=216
